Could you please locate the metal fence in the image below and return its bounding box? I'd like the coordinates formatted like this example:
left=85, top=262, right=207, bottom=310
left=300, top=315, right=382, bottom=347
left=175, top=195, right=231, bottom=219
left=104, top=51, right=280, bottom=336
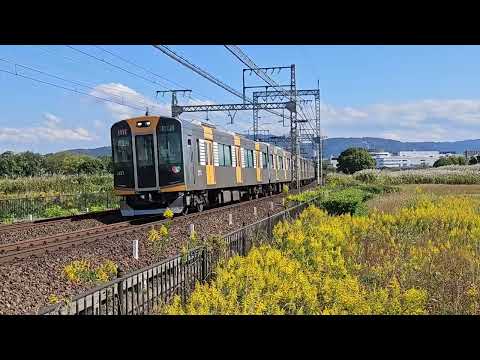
left=0, top=192, right=119, bottom=221
left=38, top=197, right=319, bottom=315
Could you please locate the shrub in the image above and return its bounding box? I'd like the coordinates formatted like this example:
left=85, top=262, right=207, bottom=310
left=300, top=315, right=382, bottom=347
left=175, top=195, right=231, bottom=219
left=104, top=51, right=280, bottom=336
left=64, top=259, right=117, bottom=285
left=319, top=188, right=367, bottom=216
left=337, top=148, right=376, bottom=174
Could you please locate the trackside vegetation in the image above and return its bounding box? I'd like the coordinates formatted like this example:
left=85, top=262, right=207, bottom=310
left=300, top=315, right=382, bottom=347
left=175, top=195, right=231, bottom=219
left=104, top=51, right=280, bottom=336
left=165, top=192, right=480, bottom=315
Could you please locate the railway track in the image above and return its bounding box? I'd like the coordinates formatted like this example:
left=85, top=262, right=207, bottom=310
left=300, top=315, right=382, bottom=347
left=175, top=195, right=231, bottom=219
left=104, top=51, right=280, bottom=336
left=0, top=209, right=119, bottom=234
left=0, top=182, right=316, bottom=264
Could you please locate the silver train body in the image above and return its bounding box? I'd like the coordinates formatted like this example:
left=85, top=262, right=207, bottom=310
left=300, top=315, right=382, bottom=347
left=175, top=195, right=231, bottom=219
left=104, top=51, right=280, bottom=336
left=111, top=116, right=316, bottom=216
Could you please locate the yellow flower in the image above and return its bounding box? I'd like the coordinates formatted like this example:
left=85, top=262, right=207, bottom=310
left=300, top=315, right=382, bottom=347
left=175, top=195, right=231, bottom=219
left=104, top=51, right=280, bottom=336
left=163, top=208, right=174, bottom=220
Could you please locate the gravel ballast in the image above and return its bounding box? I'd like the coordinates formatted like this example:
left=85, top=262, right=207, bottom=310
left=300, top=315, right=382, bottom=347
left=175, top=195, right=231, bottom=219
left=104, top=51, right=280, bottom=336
left=0, top=194, right=301, bottom=315
left=0, top=212, right=125, bottom=246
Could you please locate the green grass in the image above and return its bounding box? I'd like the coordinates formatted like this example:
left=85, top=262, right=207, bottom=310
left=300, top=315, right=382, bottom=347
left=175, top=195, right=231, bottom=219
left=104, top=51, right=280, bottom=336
left=0, top=174, right=113, bottom=199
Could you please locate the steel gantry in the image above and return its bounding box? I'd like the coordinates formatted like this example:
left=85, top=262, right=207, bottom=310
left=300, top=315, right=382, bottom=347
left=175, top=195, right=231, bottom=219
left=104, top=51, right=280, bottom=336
left=156, top=45, right=319, bottom=189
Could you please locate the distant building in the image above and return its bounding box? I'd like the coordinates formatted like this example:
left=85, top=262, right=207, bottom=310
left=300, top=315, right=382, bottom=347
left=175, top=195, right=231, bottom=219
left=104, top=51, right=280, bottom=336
left=329, top=155, right=338, bottom=168
left=376, top=156, right=436, bottom=168
left=464, top=150, right=480, bottom=159
left=371, top=150, right=443, bottom=169
left=398, top=150, right=440, bottom=157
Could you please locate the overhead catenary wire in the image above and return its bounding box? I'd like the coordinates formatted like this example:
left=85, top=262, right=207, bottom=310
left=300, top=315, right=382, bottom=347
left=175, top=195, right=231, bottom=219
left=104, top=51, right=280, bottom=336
left=66, top=45, right=177, bottom=94
left=93, top=45, right=215, bottom=104
left=0, top=57, right=133, bottom=104
left=0, top=68, right=148, bottom=112
left=78, top=45, right=229, bottom=121
left=152, top=45, right=285, bottom=120
left=0, top=58, right=167, bottom=113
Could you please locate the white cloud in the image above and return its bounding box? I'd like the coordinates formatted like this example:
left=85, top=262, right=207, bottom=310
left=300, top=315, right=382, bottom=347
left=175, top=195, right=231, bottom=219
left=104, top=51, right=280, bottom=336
left=0, top=112, right=93, bottom=144
left=90, top=83, right=171, bottom=121
left=43, top=112, right=62, bottom=128
left=321, top=98, right=480, bottom=141
left=88, top=82, right=480, bottom=142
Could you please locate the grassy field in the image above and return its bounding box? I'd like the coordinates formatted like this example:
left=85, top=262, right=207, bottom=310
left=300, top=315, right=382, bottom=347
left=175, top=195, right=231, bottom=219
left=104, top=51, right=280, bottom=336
left=0, top=174, right=114, bottom=199
left=0, top=174, right=116, bottom=221
left=354, top=165, right=480, bottom=185
left=366, top=184, right=480, bottom=214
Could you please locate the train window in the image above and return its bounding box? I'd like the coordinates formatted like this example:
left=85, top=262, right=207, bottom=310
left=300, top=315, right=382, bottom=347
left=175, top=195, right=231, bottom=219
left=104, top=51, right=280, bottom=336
left=224, top=145, right=232, bottom=166
left=187, top=139, right=191, bottom=146
left=262, top=152, right=268, bottom=168
left=246, top=149, right=254, bottom=168
left=217, top=143, right=232, bottom=167
left=113, top=137, right=132, bottom=163
left=218, top=144, right=225, bottom=166
left=135, top=135, right=154, bottom=165
left=270, top=154, right=274, bottom=169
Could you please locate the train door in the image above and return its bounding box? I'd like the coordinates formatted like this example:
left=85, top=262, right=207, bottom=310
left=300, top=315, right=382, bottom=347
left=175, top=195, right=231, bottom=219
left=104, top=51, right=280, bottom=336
left=187, top=135, right=194, bottom=185
left=255, top=143, right=262, bottom=182
left=205, top=139, right=215, bottom=185
left=135, top=134, right=157, bottom=189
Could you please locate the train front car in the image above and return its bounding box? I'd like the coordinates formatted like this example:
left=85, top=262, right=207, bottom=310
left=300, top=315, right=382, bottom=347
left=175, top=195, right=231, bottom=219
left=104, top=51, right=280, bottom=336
left=111, top=116, right=185, bottom=216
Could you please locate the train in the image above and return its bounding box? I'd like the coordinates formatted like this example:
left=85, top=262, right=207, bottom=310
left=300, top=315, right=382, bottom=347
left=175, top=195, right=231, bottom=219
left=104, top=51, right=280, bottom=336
left=111, top=115, right=316, bottom=216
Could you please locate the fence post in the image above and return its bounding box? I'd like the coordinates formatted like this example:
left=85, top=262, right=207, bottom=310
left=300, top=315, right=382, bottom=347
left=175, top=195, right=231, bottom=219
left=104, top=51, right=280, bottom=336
left=242, top=222, right=246, bottom=255
left=117, top=268, right=124, bottom=315
left=201, top=247, right=207, bottom=282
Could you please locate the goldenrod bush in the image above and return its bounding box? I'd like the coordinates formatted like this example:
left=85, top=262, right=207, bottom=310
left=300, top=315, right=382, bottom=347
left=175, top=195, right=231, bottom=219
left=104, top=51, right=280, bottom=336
left=166, top=194, right=480, bottom=315
left=165, top=246, right=319, bottom=315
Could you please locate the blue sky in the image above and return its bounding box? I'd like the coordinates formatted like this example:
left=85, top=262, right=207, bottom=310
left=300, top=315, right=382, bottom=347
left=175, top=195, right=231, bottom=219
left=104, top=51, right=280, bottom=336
left=2, top=45, right=480, bottom=153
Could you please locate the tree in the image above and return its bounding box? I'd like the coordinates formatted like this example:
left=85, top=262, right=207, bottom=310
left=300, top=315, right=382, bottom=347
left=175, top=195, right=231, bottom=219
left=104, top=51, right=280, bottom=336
left=99, top=156, right=113, bottom=173
left=433, top=156, right=467, bottom=167
left=337, top=148, right=376, bottom=174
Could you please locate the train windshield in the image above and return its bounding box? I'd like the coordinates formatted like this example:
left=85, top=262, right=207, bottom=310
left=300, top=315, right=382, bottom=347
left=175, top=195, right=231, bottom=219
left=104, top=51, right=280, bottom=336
left=111, top=121, right=134, bottom=188
left=157, top=118, right=184, bottom=186
left=113, top=137, right=132, bottom=163
left=157, top=122, right=182, bottom=165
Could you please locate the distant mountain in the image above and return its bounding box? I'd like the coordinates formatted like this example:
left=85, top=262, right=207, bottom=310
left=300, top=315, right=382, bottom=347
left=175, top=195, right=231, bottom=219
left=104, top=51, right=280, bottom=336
left=60, top=137, right=480, bottom=159
left=323, top=137, right=480, bottom=158
left=60, top=146, right=111, bottom=157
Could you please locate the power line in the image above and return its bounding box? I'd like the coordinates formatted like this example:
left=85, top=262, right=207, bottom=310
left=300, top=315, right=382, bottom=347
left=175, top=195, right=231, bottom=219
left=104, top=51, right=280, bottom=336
left=93, top=45, right=214, bottom=104
left=0, top=67, right=148, bottom=112
left=153, top=45, right=287, bottom=120
left=224, top=45, right=295, bottom=103
left=0, top=57, right=163, bottom=110
left=66, top=45, right=172, bottom=92
left=153, top=45, right=245, bottom=100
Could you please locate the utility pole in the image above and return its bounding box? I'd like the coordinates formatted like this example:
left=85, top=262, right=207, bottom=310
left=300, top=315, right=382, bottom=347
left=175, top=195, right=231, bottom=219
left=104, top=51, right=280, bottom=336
left=156, top=89, right=192, bottom=117
left=289, top=64, right=300, bottom=190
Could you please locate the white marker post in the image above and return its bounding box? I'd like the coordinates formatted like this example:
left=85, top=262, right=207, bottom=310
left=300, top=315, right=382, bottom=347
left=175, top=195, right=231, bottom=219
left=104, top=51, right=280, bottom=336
left=253, top=207, right=257, bottom=217
left=29, top=214, right=33, bottom=222
left=133, top=240, right=139, bottom=260
left=228, top=213, right=233, bottom=226
left=190, top=223, right=195, bottom=238
left=270, top=201, right=274, bottom=211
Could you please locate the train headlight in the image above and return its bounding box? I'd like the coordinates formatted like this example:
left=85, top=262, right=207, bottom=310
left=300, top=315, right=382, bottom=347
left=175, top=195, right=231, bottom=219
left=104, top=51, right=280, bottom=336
left=136, top=121, right=151, bottom=128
